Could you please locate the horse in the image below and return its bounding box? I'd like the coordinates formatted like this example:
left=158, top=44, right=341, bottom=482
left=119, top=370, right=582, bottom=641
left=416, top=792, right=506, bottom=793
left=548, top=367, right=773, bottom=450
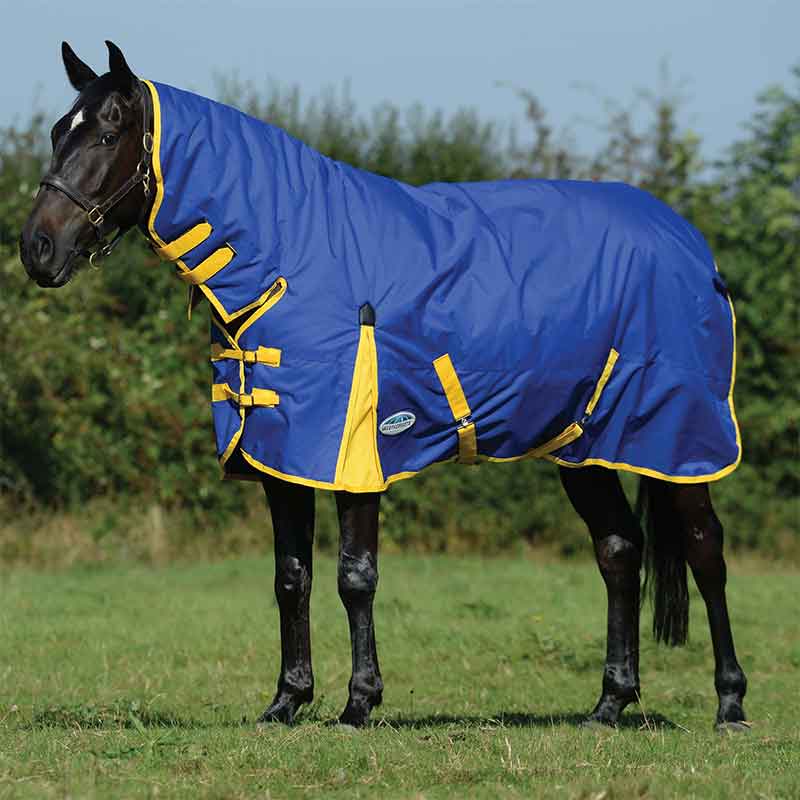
left=19, top=41, right=749, bottom=732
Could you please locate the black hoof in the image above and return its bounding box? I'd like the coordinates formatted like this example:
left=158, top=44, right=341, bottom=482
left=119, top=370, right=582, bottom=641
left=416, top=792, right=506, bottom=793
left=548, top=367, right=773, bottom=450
left=715, top=720, right=752, bottom=735
left=338, top=699, right=374, bottom=728
left=256, top=691, right=309, bottom=726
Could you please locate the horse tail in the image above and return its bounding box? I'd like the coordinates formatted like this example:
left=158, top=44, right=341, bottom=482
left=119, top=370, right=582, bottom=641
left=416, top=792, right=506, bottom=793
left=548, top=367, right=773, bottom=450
left=636, top=476, right=689, bottom=646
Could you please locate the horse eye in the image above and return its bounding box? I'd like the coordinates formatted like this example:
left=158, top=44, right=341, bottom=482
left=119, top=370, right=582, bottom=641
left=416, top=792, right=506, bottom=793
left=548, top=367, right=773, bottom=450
left=100, top=132, right=118, bottom=146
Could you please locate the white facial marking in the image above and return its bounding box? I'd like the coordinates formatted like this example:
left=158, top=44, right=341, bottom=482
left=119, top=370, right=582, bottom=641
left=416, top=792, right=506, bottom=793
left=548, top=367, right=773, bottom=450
left=69, top=108, right=86, bottom=131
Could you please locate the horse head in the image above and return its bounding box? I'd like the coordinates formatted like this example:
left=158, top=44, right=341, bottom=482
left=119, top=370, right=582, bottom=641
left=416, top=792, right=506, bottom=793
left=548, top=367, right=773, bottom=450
left=19, top=41, right=151, bottom=287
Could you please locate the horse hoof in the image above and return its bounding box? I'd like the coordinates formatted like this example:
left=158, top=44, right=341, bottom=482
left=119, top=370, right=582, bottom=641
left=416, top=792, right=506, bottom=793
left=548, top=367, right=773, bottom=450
left=338, top=703, right=372, bottom=728
left=715, top=720, right=752, bottom=735
left=335, top=722, right=360, bottom=734
left=580, top=717, right=616, bottom=731
left=256, top=703, right=295, bottom=726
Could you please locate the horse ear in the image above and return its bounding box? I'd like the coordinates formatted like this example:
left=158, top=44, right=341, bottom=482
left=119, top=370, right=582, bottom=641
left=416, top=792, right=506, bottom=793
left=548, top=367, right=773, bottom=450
left=62, top=42, right=97, bottom=91
left=106, top=40, right=136, bottom=92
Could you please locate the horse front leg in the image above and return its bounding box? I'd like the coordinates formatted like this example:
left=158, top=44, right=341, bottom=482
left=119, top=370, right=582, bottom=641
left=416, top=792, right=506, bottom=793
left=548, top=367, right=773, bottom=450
left=560, top=466, right=643, bottom=726
left=671, top=484, right=748, bottom=732
left=335, top=490, right=383, bottom=727
left=258, top=476, right=315, bottom=725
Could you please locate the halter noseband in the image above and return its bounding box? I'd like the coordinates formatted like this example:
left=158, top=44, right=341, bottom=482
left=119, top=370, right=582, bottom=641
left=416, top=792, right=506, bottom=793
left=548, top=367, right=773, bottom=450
left=38, top=79, right=154, bottom=267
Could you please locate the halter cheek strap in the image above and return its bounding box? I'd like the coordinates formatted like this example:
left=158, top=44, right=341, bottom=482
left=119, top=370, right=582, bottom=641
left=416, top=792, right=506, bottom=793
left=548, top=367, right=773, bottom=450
left=38, top=79, right=154, bottom=266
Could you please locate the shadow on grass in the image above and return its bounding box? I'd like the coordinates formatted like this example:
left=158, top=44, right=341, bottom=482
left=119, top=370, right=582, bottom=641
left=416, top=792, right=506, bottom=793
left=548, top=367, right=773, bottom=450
left=24, top=702, right=244, bottom=731
left=377, top=710, right=681, bottom=731
left=22, top=702, right=680, bottom=733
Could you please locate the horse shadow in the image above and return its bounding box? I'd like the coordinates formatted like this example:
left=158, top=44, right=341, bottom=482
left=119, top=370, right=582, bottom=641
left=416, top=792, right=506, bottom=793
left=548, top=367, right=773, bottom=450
left=22, top=702, right=680, bottom=732
left=375, top=710, right=681, bottom=731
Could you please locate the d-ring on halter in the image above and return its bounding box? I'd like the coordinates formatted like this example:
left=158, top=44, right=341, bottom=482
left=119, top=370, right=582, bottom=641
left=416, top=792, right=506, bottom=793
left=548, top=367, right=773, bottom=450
left=38, top=79, right=154, bottom=266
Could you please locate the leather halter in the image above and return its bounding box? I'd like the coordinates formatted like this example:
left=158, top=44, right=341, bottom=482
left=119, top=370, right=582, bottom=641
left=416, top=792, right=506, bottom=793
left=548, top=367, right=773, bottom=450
left=38, top=80, right=154, bottom=267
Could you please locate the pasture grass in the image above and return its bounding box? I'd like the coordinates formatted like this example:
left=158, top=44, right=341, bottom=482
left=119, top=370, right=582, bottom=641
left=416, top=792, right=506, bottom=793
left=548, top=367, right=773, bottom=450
left=1, top=553, right=798, bottom=798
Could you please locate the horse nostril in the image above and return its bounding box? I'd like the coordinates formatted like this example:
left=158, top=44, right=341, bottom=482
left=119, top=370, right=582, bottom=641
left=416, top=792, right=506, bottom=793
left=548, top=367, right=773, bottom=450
left=34, top=231, right=54, bottom=264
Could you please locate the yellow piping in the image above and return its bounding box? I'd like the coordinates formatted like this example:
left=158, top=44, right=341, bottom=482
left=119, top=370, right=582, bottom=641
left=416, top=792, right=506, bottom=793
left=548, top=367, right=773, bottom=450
left=142, top=80, right=281, bottom=324
left=240, top=448, right=420, bottom=494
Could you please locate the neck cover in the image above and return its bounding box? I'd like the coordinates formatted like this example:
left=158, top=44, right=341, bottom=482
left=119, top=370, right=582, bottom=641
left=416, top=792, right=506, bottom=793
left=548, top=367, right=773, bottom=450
left=143, top=80, right=741, bottom=492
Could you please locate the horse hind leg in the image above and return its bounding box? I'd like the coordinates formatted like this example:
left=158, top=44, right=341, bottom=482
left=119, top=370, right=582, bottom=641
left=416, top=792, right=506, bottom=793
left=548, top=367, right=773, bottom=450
left=668, top=482, right=749, bottom=732
left=559, top=466, right=643, bottom=726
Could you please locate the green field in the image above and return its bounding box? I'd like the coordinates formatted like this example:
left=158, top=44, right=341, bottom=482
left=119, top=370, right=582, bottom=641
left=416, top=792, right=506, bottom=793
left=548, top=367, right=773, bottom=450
left=1, top=554, right=798, bottom=798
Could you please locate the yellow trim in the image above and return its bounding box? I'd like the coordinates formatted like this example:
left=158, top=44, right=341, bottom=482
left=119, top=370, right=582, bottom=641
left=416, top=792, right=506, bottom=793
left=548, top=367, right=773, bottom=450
left=232, top=278, right=288, bottom=343
left=142, top=80, right=280, bottom=325
left=212, top=382, right=279, bottom=408
left=176, top=246, right=234, bottom=285
left=334, top=325, right=384, bottom=489
left=585, top=348, right=619, bottom=416
left=155, top=222, right=212, bottom=261
left=433, top=354, right=471, bottom=420
left=210, top=317, right=246, bottom=467
left=211, top=343, right=281, bottom=367
left=544, top=454, right=740, bottom=483
left=239, top=448, right=421, bottom=494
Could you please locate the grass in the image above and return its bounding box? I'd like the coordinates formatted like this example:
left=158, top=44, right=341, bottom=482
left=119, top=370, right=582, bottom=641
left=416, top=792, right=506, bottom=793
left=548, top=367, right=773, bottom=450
left=0, top=553, right=798, bottom=798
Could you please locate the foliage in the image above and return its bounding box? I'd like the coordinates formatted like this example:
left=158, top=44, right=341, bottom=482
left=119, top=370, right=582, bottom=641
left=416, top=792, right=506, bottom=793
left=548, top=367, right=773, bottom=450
left=1, top=68, right=797, bottom=556
left=1, top=554, right=799, bottom=797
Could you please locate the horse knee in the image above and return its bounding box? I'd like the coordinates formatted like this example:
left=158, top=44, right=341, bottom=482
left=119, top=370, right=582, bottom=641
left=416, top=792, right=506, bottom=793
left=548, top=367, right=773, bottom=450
left=275, top=556, right=311, bottom=604
left=595, top=533, right=641, bottom=582
left=338, top=552, right=378, bottom=604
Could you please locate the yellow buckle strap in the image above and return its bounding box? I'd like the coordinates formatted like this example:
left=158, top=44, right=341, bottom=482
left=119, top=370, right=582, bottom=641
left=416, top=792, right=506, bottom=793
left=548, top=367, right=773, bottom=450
left=155, top=221, right=212, bottom=261
left=433, top=353, right=477, bottom=464
left=212, top=383, right=279, bottom=407
left=210, top=343, right=281, bottom=367
left=177, top=245, right=234, bottom=285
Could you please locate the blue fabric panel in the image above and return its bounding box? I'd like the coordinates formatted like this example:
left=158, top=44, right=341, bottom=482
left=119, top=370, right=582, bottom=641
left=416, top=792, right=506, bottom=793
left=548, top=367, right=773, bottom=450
left=148, top=80, right=741, bottom=489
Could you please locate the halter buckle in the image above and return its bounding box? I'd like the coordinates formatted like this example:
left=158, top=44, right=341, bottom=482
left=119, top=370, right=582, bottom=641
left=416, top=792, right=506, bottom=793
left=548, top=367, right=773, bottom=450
left=143, top=131, right=154, bottom=154
left=87, top=206, right=105, bottom=227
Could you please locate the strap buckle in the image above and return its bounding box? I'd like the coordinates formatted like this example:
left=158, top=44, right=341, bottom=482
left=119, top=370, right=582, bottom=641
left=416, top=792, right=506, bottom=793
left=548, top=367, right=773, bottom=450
left=87, top=206, right=104, bottom=227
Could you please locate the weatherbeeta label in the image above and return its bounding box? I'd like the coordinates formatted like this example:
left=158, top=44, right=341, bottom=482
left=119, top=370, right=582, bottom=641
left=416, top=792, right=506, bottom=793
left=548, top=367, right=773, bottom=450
left=379, top=411, right=416, bottom=436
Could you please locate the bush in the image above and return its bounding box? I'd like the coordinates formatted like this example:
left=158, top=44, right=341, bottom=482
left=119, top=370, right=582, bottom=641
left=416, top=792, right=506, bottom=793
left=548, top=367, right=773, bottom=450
left=1, top=68, right=797, bottom=559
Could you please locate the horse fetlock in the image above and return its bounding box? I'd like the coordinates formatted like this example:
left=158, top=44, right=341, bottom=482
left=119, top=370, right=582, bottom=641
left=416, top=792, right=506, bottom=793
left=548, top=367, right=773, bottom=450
left=602, top=664, right=640, bottom=702
left=349, top=670, right=383, bottom=704
left=715, top=666, right=746, bottom=696
left=280, top=668, right=314, bottom=701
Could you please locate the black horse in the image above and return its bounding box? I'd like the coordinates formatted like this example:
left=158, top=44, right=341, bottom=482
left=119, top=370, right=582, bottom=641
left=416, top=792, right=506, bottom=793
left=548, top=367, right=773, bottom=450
left=19, top=42, right=749, bottom=732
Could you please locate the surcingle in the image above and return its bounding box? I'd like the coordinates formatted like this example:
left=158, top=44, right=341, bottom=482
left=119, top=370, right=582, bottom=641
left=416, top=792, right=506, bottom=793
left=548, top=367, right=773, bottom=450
left=142, top=80, right=741, bottom=492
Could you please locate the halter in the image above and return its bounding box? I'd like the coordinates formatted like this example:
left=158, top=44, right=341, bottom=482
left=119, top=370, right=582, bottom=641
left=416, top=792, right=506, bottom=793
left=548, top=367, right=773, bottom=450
left=38, top=79, right=154, bottom=267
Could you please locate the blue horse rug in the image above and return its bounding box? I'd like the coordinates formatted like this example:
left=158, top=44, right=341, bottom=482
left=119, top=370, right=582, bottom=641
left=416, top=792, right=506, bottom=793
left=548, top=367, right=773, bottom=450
left=142, top=79, right=741, bottom=492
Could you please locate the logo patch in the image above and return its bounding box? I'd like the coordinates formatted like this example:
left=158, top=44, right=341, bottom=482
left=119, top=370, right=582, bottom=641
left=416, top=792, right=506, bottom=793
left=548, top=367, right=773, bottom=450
left=379, top=411, right=416, bottom=436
